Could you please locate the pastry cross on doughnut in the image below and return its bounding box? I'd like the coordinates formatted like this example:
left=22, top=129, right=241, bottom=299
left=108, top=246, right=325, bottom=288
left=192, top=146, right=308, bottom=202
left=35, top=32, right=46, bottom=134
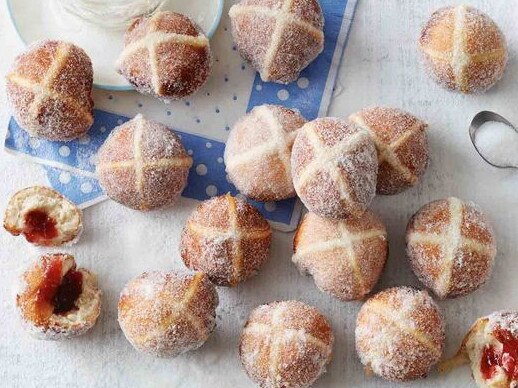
left=116, top=11, right=212, bottom=100
left=6, top=40, right=94, bottom=141
left=229, top=0, right=325, bottom=84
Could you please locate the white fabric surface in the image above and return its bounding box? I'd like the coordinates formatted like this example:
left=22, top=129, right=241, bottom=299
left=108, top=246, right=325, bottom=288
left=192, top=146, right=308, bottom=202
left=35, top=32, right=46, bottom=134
left=1, top=1, right=518, bottom=387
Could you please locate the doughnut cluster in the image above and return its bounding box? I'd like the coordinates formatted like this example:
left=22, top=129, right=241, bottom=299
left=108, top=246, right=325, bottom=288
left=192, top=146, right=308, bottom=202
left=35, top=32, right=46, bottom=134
left=3, top=2, right=512, bottom=388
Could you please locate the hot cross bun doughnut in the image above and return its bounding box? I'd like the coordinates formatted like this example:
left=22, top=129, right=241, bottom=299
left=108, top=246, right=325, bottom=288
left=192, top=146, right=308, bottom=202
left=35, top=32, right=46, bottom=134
left=16, top=253, right=101, bottom=340
left=419, top=5, right=508, bottom=94
left=118, top=271, right=218, bottom=357
left=240, top=300, right=333, bottom=387
left=406, top=197, right=497, bottom=299
left=224, top=104, right=307, bottom=201
left=439, top=311, right=518, bottom=388
left=180, top=194, right=272, bottom=287
left=229, top=0, right=325, bottom=84
left=355, top=287, right=445, bottom=381
left=349, top=107, right=429, bottom=195
left=291, top=117, right=378, bottom=220
left=293, top=210, right=388, bottom=301
left=96, top=114, right=192, bottom=211
left=4, top=186, right=82, bottom=247
left=116, top=11, right=212, bottom=100
left=6, top=40, right=94, bottom=141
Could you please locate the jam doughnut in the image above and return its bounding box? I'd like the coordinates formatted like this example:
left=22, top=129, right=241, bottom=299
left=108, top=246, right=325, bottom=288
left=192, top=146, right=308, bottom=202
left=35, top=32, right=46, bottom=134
left=419, top=5, right=508, bottom=94
left=118, top=271, right=218, bottom=357
left=229, top=0, right=325, bottom=84
left=180, top=194, right=272, bottom=286
left=3, top=186, right=83, bottom=247
left=116, top=11, right=212, bottom=101
left=349, top=107, right=429, bottom=195
left=96, top=114, right=192, bottom=211
left=355, top=287, right=445, bottom=381
left=406, top=197, right=497, bottom=299
left=16, top=253, right=101, bottom=340
left=6, top=40, right=93, bottom=141
left=224, top=104, right=307, bottom=201
left=240, top=300, right=333, bottom=387
left=293, top=210, right=388, bottom=301
left=439, top=311, right=518, bottom=388
left=291, top=117, right=378, bottom=220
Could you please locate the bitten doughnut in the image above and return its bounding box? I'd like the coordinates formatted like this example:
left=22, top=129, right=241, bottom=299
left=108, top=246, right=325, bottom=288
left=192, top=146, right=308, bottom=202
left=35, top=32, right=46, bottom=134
left=118, top=271, right=218, bottom=357
left=419, top=5, right=508, bottom=94
left=3, top=186, right=82, bottom=246
left=291, top=117, right=378, bottom=220
left=180, top=194, right=272, bottom=286
left=240, top=300, right=333, bottom=387
left=96, top=114, right=193, bottom=211
left=439, top=311, right=518, bottom=388
left=16, top=253, right=101, bottom=340
left=293, top=210, right=388, bottom=301
left=116, top=11, right=212, bottom=100
left=406, top=197, right=497, bottom=299
left=224, top=104, right=307, bottom=201
left=229, top=0, right=324, bottom=84
left=355, top=287, right=445, bottom=381
left=6, top=40, right=94, bottom=141
left=349, top=107, right=429, bottom=195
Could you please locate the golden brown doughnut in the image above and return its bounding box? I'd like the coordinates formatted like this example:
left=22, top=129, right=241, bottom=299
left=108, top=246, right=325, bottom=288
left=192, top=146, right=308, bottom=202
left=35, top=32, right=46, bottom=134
left=96, top=114, right=193, bottom=211
left=16, top=253, right=101, bottom=340
left=3, top=186, right=82, bottom=247
left=291, top=117, right=378, bottom=220
left=355, top=287, right=445, bottom=381
left=419, top=5, right=508, bottom=94
left=6, top=40, right=94, bottom=141
left=439, top=311, right=518, bottom=388
left=229, top=0, right=325, bottom=84
left=224, top=104, right=307, bottom=201
left=116, top=11, right=212, bottom=100
left=349, top=107, right=429, bottom=195
left=118, top=271, right=218, bottom=357
left=293, top=210, right=388, bottom=301
left=406, top=197, right=497, bottom=299
left=240, top=300, right=334, bottom=387
left=180, top=194, right=272, bottom=286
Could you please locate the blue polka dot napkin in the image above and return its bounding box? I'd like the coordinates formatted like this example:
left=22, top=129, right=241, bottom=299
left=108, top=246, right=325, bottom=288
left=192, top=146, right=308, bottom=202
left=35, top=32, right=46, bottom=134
left=4, top=0, right=357, bottom=232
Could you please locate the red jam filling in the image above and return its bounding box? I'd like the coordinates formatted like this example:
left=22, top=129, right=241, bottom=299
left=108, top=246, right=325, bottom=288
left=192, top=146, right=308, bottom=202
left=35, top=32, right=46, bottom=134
left=23, top=209, right=58, bottom=244
left=481, top=329, right=518, bottom=381
left=36, top=258, right=83, bottom=316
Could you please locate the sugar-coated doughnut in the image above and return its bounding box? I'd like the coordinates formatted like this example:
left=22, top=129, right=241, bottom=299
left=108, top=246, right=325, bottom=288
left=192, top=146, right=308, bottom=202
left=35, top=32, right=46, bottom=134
left=6, top=40, right=94, bottom=141
left=116, top=11, right=212, bottom=100
left=291, top=117, right=378, bottom=220
left=3, top=186, right=82, bottom=247
left=349, top=107, right=429, bottom=195
left=118, top=271, right=218, bottom=357
left=16, top=253, right=101, bottom=340
left=406, top=197, right=496, bottom=299
left=439, top=311, right=518, bottom=388
left=355, top=287, right=445, bottom=381
left=293, top=210, right=388, bottom=301
left=96, top=114, right=192, bottom=211
left=240, top=300, right=334, bottom=387
left=180, top=194, right=272, bottom=286
left=229, top=0, right=324, bottom=84
left=419, top=5, right=508, bottom=94
left=224, top=104, right=307, bottom=201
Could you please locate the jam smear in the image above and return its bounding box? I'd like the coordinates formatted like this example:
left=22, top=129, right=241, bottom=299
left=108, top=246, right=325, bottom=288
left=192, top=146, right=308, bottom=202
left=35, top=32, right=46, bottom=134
left=23, top=209, right=58, bottom=244
left=35, top=257, right=83, bottom=318
left=481, top=328, right=518, bottom=381
left=53, top=269, right=83, bottom=314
